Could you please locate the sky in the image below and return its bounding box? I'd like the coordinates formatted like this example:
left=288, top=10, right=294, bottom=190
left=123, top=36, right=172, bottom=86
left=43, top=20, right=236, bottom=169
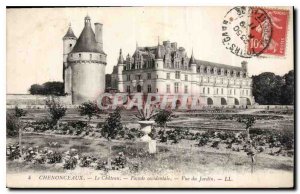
left=6, top=7, right=293, bottom=94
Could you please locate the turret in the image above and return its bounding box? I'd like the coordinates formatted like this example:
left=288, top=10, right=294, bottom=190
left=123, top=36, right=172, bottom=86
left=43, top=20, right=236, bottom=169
left=189, top=49, right=197, bottom=73
left=63, top=23, right=77, bottom=94
left=117, top=49, right=125, bottom=92
left=155, top=40, right=164, bottom=69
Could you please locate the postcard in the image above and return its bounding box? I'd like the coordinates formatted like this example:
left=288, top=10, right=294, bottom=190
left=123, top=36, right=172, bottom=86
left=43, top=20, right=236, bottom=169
left=6, top=6, right=294, bottom=188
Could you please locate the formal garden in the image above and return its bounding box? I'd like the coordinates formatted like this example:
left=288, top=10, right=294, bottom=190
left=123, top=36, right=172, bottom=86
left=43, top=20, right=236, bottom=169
left=6, top=98, right=294, bottom=175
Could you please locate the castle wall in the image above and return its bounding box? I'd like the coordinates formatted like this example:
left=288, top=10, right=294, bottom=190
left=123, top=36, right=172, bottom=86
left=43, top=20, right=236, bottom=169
left=6, top=94, right=72, bottom=106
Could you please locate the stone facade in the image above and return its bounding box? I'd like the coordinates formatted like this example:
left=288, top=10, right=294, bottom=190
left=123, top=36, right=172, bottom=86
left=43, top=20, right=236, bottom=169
left=63, top=16, right=106, bottom=104
left=111, top=40, right=255, bottom=107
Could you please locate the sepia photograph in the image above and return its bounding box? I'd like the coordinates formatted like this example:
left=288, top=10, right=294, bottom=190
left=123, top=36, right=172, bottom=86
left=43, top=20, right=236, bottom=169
left=5, top=6, right=294, bottom=188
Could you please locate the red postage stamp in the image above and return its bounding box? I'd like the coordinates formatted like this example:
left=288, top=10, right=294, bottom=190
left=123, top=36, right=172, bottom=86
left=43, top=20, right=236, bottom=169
left=248, top=8, right=289, bottom=57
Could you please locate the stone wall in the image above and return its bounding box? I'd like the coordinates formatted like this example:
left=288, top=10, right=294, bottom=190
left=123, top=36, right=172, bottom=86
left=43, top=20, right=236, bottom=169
left=6, top=94, right=72, bottom=108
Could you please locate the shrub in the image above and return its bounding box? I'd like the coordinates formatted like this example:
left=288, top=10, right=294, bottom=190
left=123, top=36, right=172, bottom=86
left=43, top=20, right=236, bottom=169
left=46, top=151, right=62, bottom=164
left=198, top=137, right=209, bottom=146
left=6, top=144, right=21, bottom=160
left=154, top=110, right=173, bottom=129
left=6, top=113, right=19, bottom=137
left=63, top=156, right=78, bottom=170
left=78, top=101, right=101, bottom=122
left=79, top=155, right=95, bottom=167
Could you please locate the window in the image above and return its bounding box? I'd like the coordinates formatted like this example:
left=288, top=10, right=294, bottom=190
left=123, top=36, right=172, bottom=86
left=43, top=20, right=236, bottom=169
left=217, top=88, right=218, bottom=94
left=174, top=83, right=179, bottom=93
left=203, top=87, right=205, bottom=94
left=221, top=88, right=223, bottom=94
left=136, top=74, right=141, bottom=80
left=147, top=73, right=151, bottom=79
left=126, top=86, right=130, bottom=93
left=166, top=73, right=170, bottom=79
left=184, top=85, right=188, bottom=93
left=234, top=89, right=236, bottom=95
left=90, top=54, right=92, bottom=60
left=175, top=71, right=180, bottom=79
left=246, top=90, right=248, bottom=95
left=79, top=53, right=81, bottom=58
left=185, top=75, right=188, bottom=81
left=208, top=88, right=210, bottom=94
left=166, top=85, right=170, bottom=93
left=147, top=84, right=152, bottom=93
left=126, top=75, right=130, bottom=81
left=69, top=44, right=72, bottom=47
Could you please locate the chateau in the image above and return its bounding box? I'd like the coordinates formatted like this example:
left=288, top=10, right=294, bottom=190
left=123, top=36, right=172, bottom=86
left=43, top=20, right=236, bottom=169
left=63, top=15, right=106, bottom=104
left=110, top=41, right=255, bottom=106
left=62, top=16, right=254, bottom=106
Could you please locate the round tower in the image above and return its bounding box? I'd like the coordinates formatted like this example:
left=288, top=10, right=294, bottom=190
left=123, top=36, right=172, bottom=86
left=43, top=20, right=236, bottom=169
left=63, top=24, right=77, bottom=94
left=67, top=15, right=107, bottom=104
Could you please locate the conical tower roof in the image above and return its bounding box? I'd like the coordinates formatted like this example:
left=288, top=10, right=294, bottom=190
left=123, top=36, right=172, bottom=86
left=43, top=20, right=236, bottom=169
left=155, top=45, right=163, bottom=59
left=189, top=49, right=195, bottom=64
left=71, top=16, right=102, bottom=53
left=63, top=25, right=77, bottom=39
left=118, top=49, right=124, bottom=64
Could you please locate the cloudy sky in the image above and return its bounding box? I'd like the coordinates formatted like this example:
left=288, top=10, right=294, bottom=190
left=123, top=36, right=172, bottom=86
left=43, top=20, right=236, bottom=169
left=7, top=7, right=293, bottom=94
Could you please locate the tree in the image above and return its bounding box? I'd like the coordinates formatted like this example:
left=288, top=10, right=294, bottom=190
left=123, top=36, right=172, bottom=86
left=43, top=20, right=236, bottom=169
left=101, top=108, right=123, bottom=169
left=78, top=101, right=101, bottom=123
left=45, top=97, right=67, bottom=127
left=29, top=81, right=64, bottom=96
left=281, top=70, right=294, bottom=105
left=101, top=107, right=122, bottom=140
left=237, top=115, right=256, bottom=170
left=252, top=72, right=284, bottom=105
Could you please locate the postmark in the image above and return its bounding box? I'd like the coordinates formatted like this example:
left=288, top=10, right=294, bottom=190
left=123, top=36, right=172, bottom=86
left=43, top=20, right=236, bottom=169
left=222, top=6, right=273, bottom=58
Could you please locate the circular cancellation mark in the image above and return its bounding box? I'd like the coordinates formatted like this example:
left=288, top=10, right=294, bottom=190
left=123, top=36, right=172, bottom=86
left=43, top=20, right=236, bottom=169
left=222, top=6, right=273, bottom=58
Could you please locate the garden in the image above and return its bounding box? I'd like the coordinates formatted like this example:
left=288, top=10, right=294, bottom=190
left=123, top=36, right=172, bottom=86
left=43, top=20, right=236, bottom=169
left=6, top=98, right=294, bottom=175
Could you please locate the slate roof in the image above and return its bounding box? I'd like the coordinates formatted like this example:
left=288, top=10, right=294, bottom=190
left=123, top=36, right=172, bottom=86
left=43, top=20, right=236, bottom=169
left=71, top=21, right=105, bottom=54
left=63, top=26, right=77, bottom=39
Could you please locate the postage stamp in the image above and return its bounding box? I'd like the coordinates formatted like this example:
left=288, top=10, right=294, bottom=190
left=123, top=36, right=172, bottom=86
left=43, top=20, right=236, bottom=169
left=249, top=8, right=289, bottom=57
left=222, top=6, right=289, bottom=58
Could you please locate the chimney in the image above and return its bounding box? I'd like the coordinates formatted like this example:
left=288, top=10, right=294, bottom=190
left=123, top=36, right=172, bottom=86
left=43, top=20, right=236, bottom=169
left=94, top=23, right=103, bottom=51
left=241, top=61, right=248, bottom=71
